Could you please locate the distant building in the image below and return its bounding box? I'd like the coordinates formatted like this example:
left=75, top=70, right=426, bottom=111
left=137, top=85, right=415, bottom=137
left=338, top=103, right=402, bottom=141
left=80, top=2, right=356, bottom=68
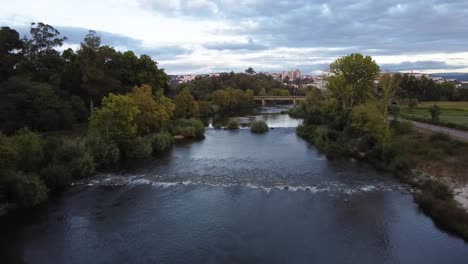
left=293, top=69, right=301, bottom=80
left=461, top=81, right=468, bottom=89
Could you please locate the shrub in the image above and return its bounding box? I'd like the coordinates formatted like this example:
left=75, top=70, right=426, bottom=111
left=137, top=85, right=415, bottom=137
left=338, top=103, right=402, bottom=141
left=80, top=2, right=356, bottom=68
left=250, top=120, right=269, bottom=134
left=171, top=118, right=205, bottom=139
left=10, top=129, right=44, bottom=172
left=85, top=136, right=120, bottom=168
left=40, top=164, right=72, bottom=190
left=42, top=139, right=96, bottom=185
left=121, top=136, right=153, bottom=159
left=408, top=98, right=418, bottom=111
left=149, top=132, right=173, bottom=153
left=8, top=172, right=48, bottom=207
left=429, top=104, right=441, bottom=121
left=227, top=119, right=239, bottom=130
left=0, top=133, right=18, bottom=177
left=390, top=120, right=413, bottom=135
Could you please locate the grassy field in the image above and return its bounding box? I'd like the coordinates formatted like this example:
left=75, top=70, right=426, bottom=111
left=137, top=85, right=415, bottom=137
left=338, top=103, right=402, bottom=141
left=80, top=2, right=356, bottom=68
left=401, top=101, right=468, bottom=130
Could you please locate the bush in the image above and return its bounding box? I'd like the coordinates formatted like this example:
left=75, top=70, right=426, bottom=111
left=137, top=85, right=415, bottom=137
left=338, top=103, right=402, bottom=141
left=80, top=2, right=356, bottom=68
left=390, top=120, right=413, bottom=135
left=171, top=118, right=205, bottom=139
left=227, top=119, right=239, bottom=130
left=429, top=104, right=441, bottom=121
left=149, top=132, right=173, bottom=153
left=121, top=136, right=153, bottom=159
left=10, top=129, right=44, bottom=172
left=40, top=164, right=72, bottom=190
left=8, top=172, right=48, bottom=207
left=85, top=136, right=120, bottom=168
left=41, top=138, right=95, bottom=187
left=250, top=120, right=269, bottom=134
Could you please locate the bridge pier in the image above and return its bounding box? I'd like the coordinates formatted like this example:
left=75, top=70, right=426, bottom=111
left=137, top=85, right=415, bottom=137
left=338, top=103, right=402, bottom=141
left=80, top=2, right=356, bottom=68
left=262, top=99, right=266, bottom=106
left=293, top=99, right=296, bottom=106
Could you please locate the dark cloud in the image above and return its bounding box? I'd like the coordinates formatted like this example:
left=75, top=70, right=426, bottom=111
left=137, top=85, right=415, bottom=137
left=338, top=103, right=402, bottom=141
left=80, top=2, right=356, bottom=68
left=139, top=0, right=468, bottom=54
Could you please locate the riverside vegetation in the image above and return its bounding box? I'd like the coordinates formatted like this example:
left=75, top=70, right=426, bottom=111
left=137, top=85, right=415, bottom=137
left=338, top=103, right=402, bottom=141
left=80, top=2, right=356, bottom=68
left=0, top=23, right=205, bottom=210
left=292, top=53, right=468, bottom=240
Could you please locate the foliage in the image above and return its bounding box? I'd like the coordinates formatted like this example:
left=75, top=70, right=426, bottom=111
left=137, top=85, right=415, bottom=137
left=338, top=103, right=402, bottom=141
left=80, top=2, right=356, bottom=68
left=130, top=85, right=174, bottom=134
left=351, top=102, right=390, bottom=145
left=171, top=119, right=205, bottom=139
left=227, top=119, right=240, bottom=130
left=149, top=132, right=173, bottom=153
left=89, top=93, right=140, bottom=142
left=10, top=129, right=44, bottom=172
left=212, top=88, right=255, bottom=114
left=250, top=120, right=269, bottom=134
left=84, top=135, right=120, bottom=168
left=429, top=104, right=441, bottom=121
left=174, top=88, right=199, bottom=119
left=121, top=136, right=153, bottom=159
left=8, top=172, right=48, bottom=207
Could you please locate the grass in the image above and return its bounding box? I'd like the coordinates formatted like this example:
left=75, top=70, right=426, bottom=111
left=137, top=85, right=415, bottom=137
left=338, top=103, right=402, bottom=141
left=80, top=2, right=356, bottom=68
left=401, top=101, right=468, bottom=130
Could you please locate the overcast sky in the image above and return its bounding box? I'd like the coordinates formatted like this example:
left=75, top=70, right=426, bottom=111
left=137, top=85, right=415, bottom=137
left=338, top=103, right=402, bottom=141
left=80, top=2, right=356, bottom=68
left=1, top=0, right=468, bottom=74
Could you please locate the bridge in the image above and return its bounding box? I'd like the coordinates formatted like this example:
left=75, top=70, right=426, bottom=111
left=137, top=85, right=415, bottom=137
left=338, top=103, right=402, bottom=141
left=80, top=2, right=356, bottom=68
left=253, top=96, right=306, bottom=106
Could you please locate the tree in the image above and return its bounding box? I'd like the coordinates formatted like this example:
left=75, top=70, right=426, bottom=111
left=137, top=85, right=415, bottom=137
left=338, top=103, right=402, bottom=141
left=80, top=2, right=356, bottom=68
left=174, top=88, right=199, bottom=118
left=0, top=27, right=23, bottom=81
left=245, top=67, right=255, bottom=74
left=429, top=105, right=441, bottom=122
left=329, top=53, right=380, bottom=112
left=129, top=85, right=174, bottom=134
left=89, top=93, right=140, bottom=142
left=20, top=22, right=67, bottom=82
left=351, top=102, right=390, bottom=146
left=78, top=30, right=120, bottom=114
left=378, top=73, right=399, bottom=122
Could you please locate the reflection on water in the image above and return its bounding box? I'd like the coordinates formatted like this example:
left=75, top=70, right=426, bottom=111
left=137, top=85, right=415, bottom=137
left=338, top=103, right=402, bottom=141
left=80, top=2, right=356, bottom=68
left=2, top=108, right=468, bottom=264
left=209, top=105, right=302, bottom=128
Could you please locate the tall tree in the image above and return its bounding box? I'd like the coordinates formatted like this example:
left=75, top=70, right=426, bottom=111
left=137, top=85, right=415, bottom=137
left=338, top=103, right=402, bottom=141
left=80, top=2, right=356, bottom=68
left=0, top=27, right=23, bottom=81
left=20, top=22, right=67, bottom=82
left=329, top=53, right=380, bottom=110
left=78, top=30, right=119, bottom=113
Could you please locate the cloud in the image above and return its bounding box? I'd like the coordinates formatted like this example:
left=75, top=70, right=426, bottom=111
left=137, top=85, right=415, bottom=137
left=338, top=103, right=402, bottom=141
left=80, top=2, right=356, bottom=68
left=2, top=0, right=468, bottom=74
left=380, top=61, right=468, bottom=72
left=203, top=37, right=267, bottom=51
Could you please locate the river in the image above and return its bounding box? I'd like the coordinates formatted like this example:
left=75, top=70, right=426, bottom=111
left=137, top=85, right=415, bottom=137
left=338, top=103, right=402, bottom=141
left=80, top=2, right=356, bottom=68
left=2, top=106, right=468, bottom=264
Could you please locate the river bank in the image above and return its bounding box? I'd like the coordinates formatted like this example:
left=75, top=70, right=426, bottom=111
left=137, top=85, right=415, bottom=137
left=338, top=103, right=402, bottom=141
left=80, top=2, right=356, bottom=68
left=2, top=109, right=468, bottom=263
left=296, top=120, right=468, bottom=240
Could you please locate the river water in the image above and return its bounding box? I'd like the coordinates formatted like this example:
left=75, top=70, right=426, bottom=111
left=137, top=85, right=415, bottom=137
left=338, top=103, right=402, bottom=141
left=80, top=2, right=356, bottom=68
left=2, top=106, right=468, bottom=263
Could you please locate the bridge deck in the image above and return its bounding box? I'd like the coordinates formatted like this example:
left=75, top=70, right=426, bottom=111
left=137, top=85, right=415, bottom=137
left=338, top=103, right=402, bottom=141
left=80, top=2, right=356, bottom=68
left=253, top=96, right=306, bottom=100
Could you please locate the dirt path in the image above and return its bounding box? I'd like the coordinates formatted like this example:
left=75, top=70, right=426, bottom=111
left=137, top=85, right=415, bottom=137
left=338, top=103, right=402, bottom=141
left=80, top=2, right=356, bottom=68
left=405, top=119, right=468, bottom=141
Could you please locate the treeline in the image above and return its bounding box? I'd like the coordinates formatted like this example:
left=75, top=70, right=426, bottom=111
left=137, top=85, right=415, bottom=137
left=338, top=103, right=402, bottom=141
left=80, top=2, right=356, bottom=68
left=0, top=23, right=168, bottom=134
left=396, top=73, right=466, bottom=101
left=173, top=72, right=293, bottom=115
left=0, top=23, right=206, bottom=208
left=295, top=53, right=468, bottom=239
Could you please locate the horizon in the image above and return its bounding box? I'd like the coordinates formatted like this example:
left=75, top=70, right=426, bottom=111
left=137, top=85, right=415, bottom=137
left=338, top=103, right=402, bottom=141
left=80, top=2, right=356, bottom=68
left=2, top=0, right=468, bottom=74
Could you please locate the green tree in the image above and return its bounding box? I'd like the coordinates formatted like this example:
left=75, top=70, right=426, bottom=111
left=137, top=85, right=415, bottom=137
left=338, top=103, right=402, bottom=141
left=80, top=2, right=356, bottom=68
left=174, top=88, right=199, bottom=118
left=89, top=93, right=140, bottom=142
left=378, top=73, right=399, bottom=122
left=0, top=27, right=23, bottom=81
left=329, top=53, right=380, bottom=115
left=20, top=22, right=67, bottom=82
left=429, top=105, right=441, bottom=122
left=129, top=84, right=174, bottom=134
left=78, top=30, right=120, bottom=114
left=351, top=102, right=390, bottom=146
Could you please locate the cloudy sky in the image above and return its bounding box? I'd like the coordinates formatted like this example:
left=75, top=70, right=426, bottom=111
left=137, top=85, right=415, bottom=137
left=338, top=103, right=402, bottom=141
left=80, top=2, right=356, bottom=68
left=1, top=0, right=468, bottom=74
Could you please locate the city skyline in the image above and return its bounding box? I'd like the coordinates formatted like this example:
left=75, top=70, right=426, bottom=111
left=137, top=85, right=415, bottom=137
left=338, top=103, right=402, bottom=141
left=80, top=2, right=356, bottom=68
left=1, top=1, right=468, bottom=74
